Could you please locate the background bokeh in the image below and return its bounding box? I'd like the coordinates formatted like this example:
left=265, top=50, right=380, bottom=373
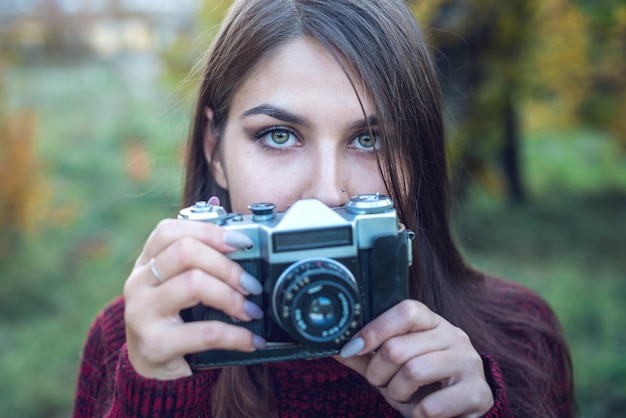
left=1, top=1, right=625, bottom=417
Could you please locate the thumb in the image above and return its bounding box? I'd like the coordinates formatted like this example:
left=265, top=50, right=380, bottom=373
left=332, top=352, right=373, bottom=378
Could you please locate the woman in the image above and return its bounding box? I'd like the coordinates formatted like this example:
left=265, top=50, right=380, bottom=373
left=73, top=0, right=574, bottom=417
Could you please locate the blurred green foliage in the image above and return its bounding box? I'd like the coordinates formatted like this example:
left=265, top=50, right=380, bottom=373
left=409, top=0, right=626, bottom=201
left=1, top=1, right=625, bottom=417
left=0, top=62, right=188, bottom=417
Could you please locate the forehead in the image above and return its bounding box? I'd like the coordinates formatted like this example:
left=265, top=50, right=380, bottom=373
left=230, top=37, right=373, bottom=115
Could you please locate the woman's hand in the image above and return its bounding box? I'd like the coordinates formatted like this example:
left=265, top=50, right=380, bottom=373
left=123, top=210, right=265, bottom=380
left=334, top=300, right=493, bottom=418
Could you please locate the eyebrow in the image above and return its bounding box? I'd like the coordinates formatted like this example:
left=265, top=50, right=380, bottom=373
left=240, top=104, right=378, bottom=131
left=349, top=115, right=378, bottom=131
left=241, top=104, right=310, bottom=127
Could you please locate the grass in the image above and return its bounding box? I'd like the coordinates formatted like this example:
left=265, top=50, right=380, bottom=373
left=455, top=190, right=626, bottom=417
left=1, top=58, right=625, bottom=417
left=455, top=128, right=626, bottom=417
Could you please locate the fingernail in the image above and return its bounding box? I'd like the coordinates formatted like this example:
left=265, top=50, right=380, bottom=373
left=208, top=196, right=220, bottom=206
left=224, top=231, right=254, bottom=249
left=340, top=337, right=365, bottom=358
left=244, top=300, right=264, bottom=320
left=252, top=335, right=267, bottom=349
left=240, top=271, right=263, bottom=295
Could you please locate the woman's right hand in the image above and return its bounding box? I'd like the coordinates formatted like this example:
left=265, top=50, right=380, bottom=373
left=123, top=213, right=265, bottom=380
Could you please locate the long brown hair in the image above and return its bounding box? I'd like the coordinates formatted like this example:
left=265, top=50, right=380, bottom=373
left=183, top=0, right=572, bottom=416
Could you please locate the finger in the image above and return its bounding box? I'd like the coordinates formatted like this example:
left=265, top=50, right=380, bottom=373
left=357, top=300, right=440, bottom=353
left=138, top=218, right=253, bottom=265
left=173, top=320, right=267, bottom=355
left=384, top=350, right=453, bottom=403
left=333, top=353, right=434, bottom=418
left=415, top=380, right=493, bottom=418
left=131, top=320, right=266, bottom=371
left=148, top=268, right=264, bottom=322
left=332, top=352, right=374, bottom=378
left=364, top=330, right=446, bottom=389
left=139, top=236, right=259, bottom=296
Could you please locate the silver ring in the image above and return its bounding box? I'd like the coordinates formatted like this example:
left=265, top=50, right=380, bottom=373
left=150, top=257, right=165, bottom=283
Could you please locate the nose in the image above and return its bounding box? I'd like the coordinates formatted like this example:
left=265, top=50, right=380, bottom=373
left=300, top=148, right=348, bottom=208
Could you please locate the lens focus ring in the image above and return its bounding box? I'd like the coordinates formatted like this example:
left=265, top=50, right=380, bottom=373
left=272, top=258, right=362, bottom=347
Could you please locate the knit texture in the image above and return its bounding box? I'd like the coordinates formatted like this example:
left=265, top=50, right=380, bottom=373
left=72, top=279, right=569, bottom=417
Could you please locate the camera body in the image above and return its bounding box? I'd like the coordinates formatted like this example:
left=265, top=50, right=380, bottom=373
left=178, top=194, right=412, bottom=368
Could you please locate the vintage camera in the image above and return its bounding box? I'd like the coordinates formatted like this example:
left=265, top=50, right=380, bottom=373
left=178, top=193, right=413, bottom=368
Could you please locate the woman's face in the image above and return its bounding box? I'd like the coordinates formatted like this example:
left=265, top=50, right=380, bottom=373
left=206, top=37, right=388, bottom=213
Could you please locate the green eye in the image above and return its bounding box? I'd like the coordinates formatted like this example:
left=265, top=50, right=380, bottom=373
left=254, top=126, right=299, bottom=150
left=357, top=134, right=375, bottom=148
left=270, top=130, right=290, bottom=145
left=352, top=132, right=379, bottom=151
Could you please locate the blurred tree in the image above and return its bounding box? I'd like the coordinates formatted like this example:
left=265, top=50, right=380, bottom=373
left=524, top=0, right=592, bottom=130
left=574, top=1, right=626, bottom=149
left=161, top=0, right=232, bottom=101
left=410, top=0, right=536, bottom=203
left=35, top=0, right=91, bottom=56
left=37, top=0, right=65, bottom=53
left=412, top=0, right=626, bottom=202
left=0, top=69, right=50, bottom=259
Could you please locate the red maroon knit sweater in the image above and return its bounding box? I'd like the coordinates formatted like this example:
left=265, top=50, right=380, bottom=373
left=73, top=279, right=571, bottom=417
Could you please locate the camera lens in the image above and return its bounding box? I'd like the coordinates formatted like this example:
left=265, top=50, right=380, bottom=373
left=308, top=296, right=335, bottom=327
left=272, top=258, right=362, bottom=347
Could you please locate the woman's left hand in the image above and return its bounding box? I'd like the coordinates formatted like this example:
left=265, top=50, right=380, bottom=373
left=334, top=299, right=494, bottom=418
